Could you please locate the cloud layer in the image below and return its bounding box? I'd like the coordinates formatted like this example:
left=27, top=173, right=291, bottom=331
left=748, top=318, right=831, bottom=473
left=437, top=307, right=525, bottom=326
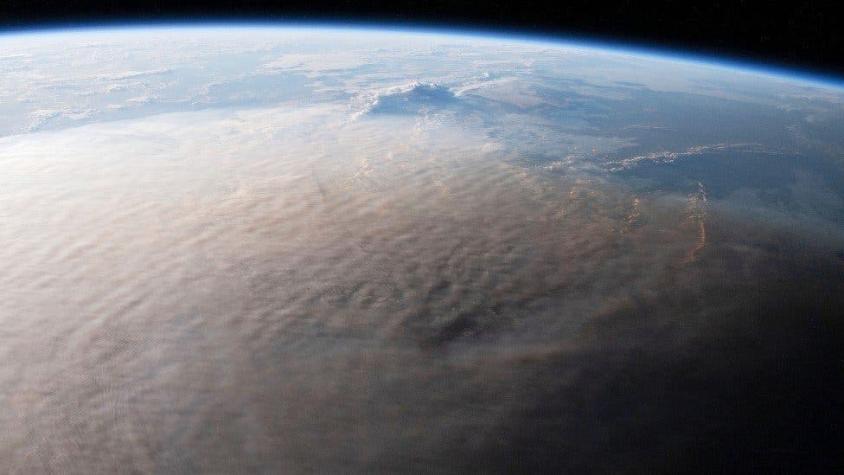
left=1, top=28, right=843, bottom=473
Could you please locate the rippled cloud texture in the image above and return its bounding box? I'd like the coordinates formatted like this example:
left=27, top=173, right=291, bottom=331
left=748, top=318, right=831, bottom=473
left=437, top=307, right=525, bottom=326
left=1, top=27, right=843, bottom=472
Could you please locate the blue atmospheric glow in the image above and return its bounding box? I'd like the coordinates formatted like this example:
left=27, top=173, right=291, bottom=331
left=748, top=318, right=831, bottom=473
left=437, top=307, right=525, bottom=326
left=1, top=20, right=842, bottom=90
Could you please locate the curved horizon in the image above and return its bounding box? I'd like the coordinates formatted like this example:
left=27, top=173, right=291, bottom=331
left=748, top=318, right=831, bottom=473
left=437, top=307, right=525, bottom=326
left=2, top=15, right=843, bottom=473
left=1, top=19, right=843, bottom=90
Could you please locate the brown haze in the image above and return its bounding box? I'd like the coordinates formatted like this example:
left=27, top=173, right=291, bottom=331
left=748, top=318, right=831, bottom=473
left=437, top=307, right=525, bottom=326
left=1, top=104, right=842, bottom=473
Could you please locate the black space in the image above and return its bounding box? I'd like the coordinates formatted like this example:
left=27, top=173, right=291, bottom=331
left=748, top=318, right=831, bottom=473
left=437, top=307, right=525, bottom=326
left=1, top=0, right=843, bottom=80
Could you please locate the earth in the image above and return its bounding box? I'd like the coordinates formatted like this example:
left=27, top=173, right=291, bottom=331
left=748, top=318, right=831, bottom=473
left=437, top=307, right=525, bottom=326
left=1, top=26, right=843, bottom=473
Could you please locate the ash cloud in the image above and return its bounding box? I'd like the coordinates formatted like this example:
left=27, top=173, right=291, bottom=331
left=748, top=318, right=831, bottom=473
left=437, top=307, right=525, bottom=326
left=356, top=82, right=459, bottom=117
left=1, top=31, right=844, bottom=473
left=2, top=107, right=842, bottom=473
